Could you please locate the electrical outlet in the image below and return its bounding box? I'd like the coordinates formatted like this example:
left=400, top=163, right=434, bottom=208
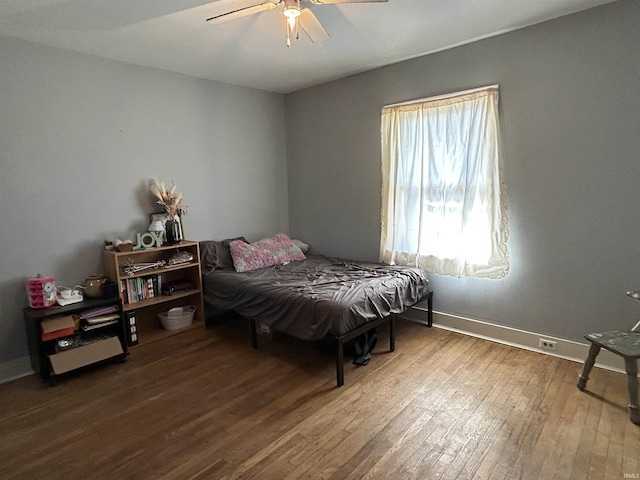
left=260, top=323, right=270, bottom=334
left=539, top=338, right=557, bottom=351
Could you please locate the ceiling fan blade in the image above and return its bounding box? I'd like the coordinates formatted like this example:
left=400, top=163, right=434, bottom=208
left=205, top=2, right=277, bottom=23
left=299, top=8, right=329, bottom=43
left=309, top=0, right=387, bottom=4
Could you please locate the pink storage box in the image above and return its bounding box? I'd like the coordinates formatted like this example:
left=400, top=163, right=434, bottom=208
left=27, top=276, right=56, bottom=309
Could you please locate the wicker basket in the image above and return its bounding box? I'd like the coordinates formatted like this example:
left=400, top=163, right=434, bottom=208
left=158, top=305, right=195, bottom=330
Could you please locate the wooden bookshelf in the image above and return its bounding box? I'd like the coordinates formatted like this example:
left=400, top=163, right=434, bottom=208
left=103, top=240, right=204, bottom=346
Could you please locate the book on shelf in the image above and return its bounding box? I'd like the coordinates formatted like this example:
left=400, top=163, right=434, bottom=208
left=120, top=274, right=163, bottom=304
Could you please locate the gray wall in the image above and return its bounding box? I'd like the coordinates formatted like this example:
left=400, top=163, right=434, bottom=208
left=0, top=37, right=288, bottom=381
left=285, top=0, right=640, bottom=342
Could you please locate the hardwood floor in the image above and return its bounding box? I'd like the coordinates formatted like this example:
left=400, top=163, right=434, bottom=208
left=1, top=316, right=639, bottom=479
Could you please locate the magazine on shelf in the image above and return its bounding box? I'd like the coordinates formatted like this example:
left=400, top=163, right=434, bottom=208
left=81, top=318, right=119, bottom=331
left=79, top=305, right=119, bottom=319
left=85, top=313, right=120, bottom=325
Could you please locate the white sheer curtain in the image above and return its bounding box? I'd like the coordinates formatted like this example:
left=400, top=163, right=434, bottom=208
left=380, top=85, right=510, bottom=279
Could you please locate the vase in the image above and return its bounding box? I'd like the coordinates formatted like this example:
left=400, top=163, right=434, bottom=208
left=165, top=219, right=182, bottom=245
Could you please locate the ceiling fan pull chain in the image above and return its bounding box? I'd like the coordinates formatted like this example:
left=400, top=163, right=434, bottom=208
left=295, top=0, right=300, bottom=41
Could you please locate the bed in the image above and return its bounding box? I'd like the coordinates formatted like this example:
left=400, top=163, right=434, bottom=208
left=200, top=235, right=432, bottom=387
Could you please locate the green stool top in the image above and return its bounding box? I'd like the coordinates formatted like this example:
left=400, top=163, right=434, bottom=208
left=585, top=331, right=640, bottom=359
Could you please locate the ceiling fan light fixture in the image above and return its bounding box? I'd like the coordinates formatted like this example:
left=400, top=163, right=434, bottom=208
left=285, top=8, right=300, bottom=30
left=284, top=5, right=301, bottom=20
left=283, top=0, right=301, bottom=46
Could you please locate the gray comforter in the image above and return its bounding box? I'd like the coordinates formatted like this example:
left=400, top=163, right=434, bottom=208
left=203, top=255, right=429, bottom=340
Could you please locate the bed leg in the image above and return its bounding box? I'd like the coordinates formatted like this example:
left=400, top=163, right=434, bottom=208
left=336, top=339, right=345, bottom=388
left=389, top=316, right=395, bottom=352
left=250, top=318, right=258, bottom=348
left=427, top=291, right=433, bottom=328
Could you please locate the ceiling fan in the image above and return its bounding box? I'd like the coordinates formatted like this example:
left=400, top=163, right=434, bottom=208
left=206, top=0, right=388, bottom=47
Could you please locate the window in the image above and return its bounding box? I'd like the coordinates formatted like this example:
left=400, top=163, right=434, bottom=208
left=380, top=85, right=509, bottom=279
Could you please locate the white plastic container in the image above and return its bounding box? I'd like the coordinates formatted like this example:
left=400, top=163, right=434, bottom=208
left=158, top=305, right=195, bottom=330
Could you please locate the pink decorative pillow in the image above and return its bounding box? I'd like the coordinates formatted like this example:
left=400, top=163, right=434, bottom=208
left=229, top=233, right=307, bottom=272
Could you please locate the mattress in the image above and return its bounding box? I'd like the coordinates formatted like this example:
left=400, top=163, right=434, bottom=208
left=202, top=255, right=429, bottom=340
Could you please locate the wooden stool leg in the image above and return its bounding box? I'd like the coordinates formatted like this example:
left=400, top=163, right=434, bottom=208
left=624, top=358, right=640, bottom=425
left=577, top=343, right=601, bottom=390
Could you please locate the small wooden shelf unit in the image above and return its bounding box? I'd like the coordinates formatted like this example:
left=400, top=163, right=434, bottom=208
left=24, top=297, right=129, bottom=385
left=103, top=240, right=204, bottom=346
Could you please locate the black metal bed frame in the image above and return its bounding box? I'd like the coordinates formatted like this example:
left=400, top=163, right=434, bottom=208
left=249, top=290, right=433, bottom=387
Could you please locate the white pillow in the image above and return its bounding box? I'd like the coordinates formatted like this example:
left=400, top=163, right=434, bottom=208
left=292, top=239, right=309, bottom=253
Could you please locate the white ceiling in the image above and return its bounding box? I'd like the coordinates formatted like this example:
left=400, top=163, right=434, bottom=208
left=0, top=0, right=616, bottom=93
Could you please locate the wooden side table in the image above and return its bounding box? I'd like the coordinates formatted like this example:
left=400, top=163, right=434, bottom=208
left=577, top=330, right=640, bottom=425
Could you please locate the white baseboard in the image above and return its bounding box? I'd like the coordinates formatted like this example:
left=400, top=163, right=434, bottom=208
left=0, top=356, right=34, bottom=384
left=401, top=307, right=627, bottom=375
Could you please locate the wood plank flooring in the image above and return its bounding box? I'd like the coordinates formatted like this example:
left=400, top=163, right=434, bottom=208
left=1, top=316, right=639, bottom=479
